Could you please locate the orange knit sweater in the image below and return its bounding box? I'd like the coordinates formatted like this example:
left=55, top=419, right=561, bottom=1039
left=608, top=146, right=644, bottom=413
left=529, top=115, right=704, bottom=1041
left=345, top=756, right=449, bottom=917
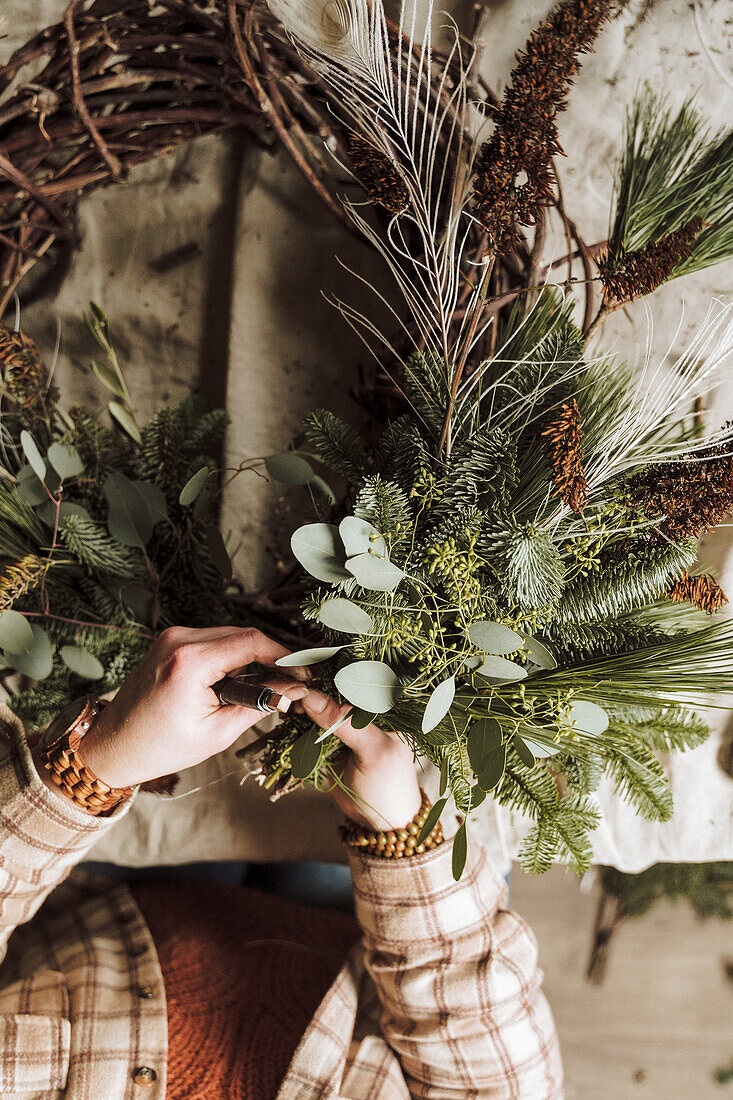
left=132, top=882, right=360, bottom=1100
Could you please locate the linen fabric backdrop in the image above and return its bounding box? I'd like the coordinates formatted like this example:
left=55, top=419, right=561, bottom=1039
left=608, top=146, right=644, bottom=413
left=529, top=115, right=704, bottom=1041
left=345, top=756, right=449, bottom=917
left=2, top=0, right=733, bottom=872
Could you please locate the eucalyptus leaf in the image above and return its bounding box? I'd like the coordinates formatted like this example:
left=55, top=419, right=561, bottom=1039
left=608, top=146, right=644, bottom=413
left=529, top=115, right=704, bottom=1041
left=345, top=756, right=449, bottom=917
left=315, top=708, right=354, bottom=743
left=105, top=474, right=153, bottom=548
left=16, top=465, right=48, bottom=506
left=108, top=400, right=142, bottom=444
left=469, top=786, right=487, bottom=811
left=513, top=735, right=536, bottom=768
left=476, top=655, right=527, bottom=682
left=439, top=755, right=449, bottom=796
left=291, top=523, right=349, bottom=584
left=567, top=699, right=609, bottom=736
left=452, top=821, right=468, bottom=881
left=416, top=796, right=447, bottom=846
left=289, top=728, right=322, bottom=779
left=47, top=442, right=84, bottom=480
left=466, top=717, right=503, bottom=774
left=318, top=598, right=374, bottom=634
left=519, top=633, right=557, bottom=670
left=135, top=481, right=168, bottom=525
left=119, top=584, right=155, bottom=624
left=0, top=609, right=34, bottom=654
left=346, top=553, right=405, bottom=592
left=467, top=620, right=523, bottom=655
left=309, top=475, right=336, bottom=504
left=276, top=646, right=343, bottom=667
left=179, top=466, right=210, bottom=507
left=350, top=708, right=376, bottom=730
left=37, top=501, right=91, bottom=528
left=476, top=745, right=506, bottom=792
left=60, top=645, right=104, bottom=681
left=265, top=453, right=314, bottom=485
left=91, top=356, right=126, bottom=400
left=20, top=430, right=46, bottom=481
left=7, top=624, right=52, bottom=680
left=204, top=525, right=232, bottom=580
left=517, top=729, right=561, bottom=758
left=421, top=675, right=455, bottom=733
left=334, top=660, right=402, bottom=714
left=339, top=516, right=387, bottom=558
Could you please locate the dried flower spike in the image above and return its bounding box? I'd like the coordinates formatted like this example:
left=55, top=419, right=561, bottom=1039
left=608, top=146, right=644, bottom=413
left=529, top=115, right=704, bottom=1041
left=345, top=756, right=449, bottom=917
left=598, top=217, right=704, bottom=305
left=0, top=555, right=51, bottom=612
left=347, top=133, right=409, bottom=216
left=668, top=571, right=727, bottom=614
left=472, top=0, right=618, bottom=253
left=542, top=398, right=588, bottom=513
left=631, top=435, right=733, bottom=540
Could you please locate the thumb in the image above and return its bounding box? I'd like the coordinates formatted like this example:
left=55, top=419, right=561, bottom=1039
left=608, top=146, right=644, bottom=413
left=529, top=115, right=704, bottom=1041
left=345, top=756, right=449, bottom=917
left=300, top=690, right=385, bottom=757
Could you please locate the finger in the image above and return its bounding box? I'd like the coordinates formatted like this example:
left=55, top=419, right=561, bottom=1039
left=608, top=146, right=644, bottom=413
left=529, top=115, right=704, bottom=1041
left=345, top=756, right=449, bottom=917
left=191, top=629, right=309, bottom=686
left=300, top=689, right=386, bottom=757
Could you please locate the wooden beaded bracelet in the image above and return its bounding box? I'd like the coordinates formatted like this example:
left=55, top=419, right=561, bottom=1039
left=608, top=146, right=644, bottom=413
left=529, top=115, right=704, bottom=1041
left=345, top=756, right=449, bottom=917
left=340, top=788, right=444, bottom=859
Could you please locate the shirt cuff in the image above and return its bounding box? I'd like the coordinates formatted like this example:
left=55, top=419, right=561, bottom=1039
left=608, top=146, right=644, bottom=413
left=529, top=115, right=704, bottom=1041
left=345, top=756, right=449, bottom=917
left=0, top=704, right=136, bottom=875
left=347, top=830, right=508, bottom=949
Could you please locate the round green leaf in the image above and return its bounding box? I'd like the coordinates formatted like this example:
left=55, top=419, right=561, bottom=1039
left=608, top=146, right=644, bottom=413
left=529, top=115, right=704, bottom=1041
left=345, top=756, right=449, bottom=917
left=334, top=660, right=402, bottom=714
left=136, top=481, right=168, bottom=524
left=475, top=656, right=527, bottom=682
left=16, top=465, right=47, bottom=506
left=467, top=620, right=523, bottom=654
left=37, top=501, right=91, bottom=528
left=104, top=474, right=154, bottom=548
left=179, top=466, right=210, bottom=507
left=204, top=525, right=232, bottom=581
left=265, top=453, right=314, bottom=485
left=276, top=646, right=343, bottom=667
left=47, top=442, right=84, bottom=480
left=466, top=717, right=503, bottom=774
left=291, top=523, right=350, bottom=584
left=8, top=624, right=53, bottom=680
left=339, top=516, right=386, bottom=558
left=60, top=645, right=104, bottom=681
left=567, top=700, right=609, bottom=736
left=513, top=735, right=536, bottom=768
left=309, top=474, right=336, bottom=504
left=318, top=598, right=374, bottom=634
left=350, top=708, right=377, bottom=729
left=519, top=633, right=557, bottom=670
left=452, top=821, right=468, bottom=881
left=422, top=675, right=455, bottom=733
left=0, top=610, right=34, bottom=654
left=20, top=430, right=46, bottom=481
left=346, top=553, right=405, bottom=592
left=290, top=728, right=322, bottom=779
left=469, top=786, right=487, bottom=811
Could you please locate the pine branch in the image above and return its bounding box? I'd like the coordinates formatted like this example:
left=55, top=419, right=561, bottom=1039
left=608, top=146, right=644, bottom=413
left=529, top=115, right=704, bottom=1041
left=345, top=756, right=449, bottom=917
left=304, top=409, right=368, bottom=481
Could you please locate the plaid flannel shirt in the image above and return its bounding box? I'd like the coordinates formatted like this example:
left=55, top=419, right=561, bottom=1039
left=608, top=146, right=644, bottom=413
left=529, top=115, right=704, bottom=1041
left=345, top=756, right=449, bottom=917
left=0, top=705, right=563, bottom=1099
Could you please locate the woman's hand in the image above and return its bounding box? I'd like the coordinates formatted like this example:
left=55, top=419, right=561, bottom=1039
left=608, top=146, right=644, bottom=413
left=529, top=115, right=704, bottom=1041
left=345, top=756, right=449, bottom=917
left=299, top=691, right=422, bottom=832
left=71, top=626, right=310, bottom=789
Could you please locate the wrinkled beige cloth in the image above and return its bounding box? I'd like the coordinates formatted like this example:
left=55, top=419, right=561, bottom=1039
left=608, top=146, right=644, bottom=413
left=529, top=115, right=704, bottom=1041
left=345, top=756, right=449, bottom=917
left=7, top=0, right=733, bottom=872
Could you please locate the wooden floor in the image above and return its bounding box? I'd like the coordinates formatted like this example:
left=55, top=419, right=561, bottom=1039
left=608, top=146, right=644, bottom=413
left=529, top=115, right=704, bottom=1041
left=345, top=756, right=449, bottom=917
left=512, top=869, right=733, bottom=1099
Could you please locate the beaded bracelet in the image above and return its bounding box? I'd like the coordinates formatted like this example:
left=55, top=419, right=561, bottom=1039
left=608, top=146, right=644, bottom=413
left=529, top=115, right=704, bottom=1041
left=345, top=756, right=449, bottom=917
left=340, top=788, right=444, bottom=859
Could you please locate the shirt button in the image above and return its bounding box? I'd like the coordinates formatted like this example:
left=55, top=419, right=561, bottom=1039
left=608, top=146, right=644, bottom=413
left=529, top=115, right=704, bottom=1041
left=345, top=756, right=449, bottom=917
left=133, top=1066, right=157, bottom=1086
left=136, top=985, right=154, bottom=999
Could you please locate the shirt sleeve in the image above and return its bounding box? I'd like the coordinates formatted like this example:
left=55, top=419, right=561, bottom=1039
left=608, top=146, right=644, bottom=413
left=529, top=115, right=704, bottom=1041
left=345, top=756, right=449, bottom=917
left=347, top=832, right=564, bottom=1099
left=0, top=704, right=134, bottom=964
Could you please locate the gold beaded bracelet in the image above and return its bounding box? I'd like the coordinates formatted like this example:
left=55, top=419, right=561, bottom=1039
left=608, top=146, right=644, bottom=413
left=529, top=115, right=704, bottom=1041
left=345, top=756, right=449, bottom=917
left=340, top=789, right=444, bottom=859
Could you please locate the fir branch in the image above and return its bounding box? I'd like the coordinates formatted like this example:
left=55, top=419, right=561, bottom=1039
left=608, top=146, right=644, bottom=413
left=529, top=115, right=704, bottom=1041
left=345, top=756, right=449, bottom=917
left=608, top=706, right=709, bottom=754
left=59, top=514, right=145, bottom=580
left=602, top=736, right=673, bottom=822
left=304, top=409, right=368, bottom=481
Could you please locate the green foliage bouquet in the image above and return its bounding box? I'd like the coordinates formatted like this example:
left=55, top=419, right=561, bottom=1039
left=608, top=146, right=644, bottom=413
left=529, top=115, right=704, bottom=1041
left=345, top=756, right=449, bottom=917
left=248, top=0, right=733, bottom=876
